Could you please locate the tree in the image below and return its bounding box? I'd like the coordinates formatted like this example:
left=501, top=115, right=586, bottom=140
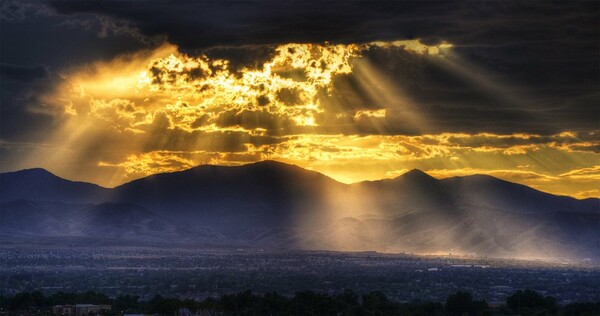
left=361, top=291, right=395, bottom=315
left=113, top=295, right=140, bottom=314
left=445, top=291, right=489, bottom=316
left=563, top=301, right=600, bottom=316
left=506, top=289, right=557, bottom=315
left=446, top=291, right=473, bottom=316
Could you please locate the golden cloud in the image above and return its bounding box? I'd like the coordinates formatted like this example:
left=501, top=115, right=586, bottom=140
left=87, top=132, right=600, bottom=198
left=52, top=40, right=451, bottom=134
left=16, top=39, right=597, bottom=199
left=573, top=189, right=600, bottom=199
left=98, top=151, right=197, bottom=178
left=559, top=166, right=600, bottom=180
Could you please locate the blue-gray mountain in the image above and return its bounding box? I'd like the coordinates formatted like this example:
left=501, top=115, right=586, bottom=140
left=1, top=161, right=598, bottom=260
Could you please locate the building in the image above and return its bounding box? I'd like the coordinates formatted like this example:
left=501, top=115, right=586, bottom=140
left=53, top=304, right=111, bottom=316
left=53, top=305, right=75, bottom=316
left=178, top=308, right=192, bottom=316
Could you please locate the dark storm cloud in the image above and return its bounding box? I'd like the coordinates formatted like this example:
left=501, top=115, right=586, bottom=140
left=0, top=0, right=52, bottom=22
left=44, top=1, right=599, bottom=135
left=203, top=46, right=277, bottom=74
left=1, top=1, right=152, bottom=69
left=47, top=1, right=597, bottom=50
left=350, top=44, right=599, bottom=135
left=1, top=63, right=50, bottom=82
left=0, top=63, right=65, bottom=142
left=1, top=1, right=597, bottom=138
left=0, top=1, right=154, bottom=145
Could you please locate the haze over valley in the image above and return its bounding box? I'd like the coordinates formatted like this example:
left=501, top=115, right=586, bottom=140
left=2, top=161, right=597, bottom=261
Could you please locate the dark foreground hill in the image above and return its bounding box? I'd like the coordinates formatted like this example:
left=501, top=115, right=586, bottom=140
left=5, top=289, right=598, bottom=316
left=1, top=161, right=598, bottom=260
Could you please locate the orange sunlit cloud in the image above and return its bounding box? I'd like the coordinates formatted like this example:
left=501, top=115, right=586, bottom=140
left=10, top=39, right=599, bottom=199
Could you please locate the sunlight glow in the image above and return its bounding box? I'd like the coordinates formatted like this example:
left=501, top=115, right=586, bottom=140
left=16, top=39, right=598, bottom=199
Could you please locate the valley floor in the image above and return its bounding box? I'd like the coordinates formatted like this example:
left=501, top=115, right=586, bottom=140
left=1, top=246, right=598, bottom=305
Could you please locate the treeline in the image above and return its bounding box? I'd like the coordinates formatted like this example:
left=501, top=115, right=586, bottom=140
left=1, top=289, right=598, bottom=316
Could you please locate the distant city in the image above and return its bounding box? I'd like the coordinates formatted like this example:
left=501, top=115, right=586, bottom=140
left=2, top=247, right=598, bottom=305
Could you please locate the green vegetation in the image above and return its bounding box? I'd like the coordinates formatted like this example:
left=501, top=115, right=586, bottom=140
left=1, top=289, right=598, bottom=316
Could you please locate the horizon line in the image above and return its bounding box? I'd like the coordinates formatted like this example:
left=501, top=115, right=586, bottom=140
left=1, top=160, right=597, bottom=201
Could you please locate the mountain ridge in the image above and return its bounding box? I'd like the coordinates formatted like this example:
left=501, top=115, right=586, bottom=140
left=0, top=167, right=109, bottom=203
left=1, top=161, right=598, bottom=260
left=2, top=162, right=596, bottom=202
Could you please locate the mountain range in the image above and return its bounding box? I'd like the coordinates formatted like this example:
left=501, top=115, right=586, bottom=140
left=1, top=161, right=598, bottom=261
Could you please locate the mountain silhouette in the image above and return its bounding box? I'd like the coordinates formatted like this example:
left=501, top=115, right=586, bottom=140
left=0, top=168, right=108, bottom=203
left=109, top=161, right=343, bottom=240
left=1, top=161, right=598, bottom=260
left=442, top=174, right=599, bottom=214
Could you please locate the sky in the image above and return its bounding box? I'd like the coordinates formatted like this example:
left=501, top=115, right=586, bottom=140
left=1, top=1, right=598, bottom=198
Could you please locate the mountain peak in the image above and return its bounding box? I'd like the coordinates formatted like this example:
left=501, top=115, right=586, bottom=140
left=189, top=160, right=312, bottom=176
left=404, top=168, right=428, bottom=176
left=400, top=169, right=436, bottom=180
left=0, top=168, right=108, bottom=204
left=8, top=168, right=55, bottom=176
left=247, top=160, right=296, bottom=168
